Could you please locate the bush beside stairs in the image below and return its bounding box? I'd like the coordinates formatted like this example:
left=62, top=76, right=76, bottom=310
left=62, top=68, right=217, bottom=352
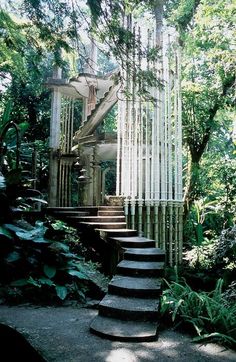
left=47, top=205, right=165, bottom=342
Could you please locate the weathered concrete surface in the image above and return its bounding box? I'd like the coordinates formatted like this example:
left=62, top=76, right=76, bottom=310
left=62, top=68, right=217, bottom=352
left=0, top=305, right=235, bottom=362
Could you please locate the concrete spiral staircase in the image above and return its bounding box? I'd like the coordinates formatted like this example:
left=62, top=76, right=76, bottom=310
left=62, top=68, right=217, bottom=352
left=47, top=205, right=165, bottom=342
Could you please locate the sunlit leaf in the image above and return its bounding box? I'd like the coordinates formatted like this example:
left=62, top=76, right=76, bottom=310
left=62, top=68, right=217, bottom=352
left=55, top=285, right=67, bottom=300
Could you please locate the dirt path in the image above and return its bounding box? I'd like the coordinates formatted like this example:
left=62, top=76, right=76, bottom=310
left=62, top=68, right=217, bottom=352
left=0, top=305, right=235, bottom=362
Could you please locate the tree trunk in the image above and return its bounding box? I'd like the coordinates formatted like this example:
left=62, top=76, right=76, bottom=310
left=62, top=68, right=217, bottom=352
left=183, top=158, right=201, bottom=220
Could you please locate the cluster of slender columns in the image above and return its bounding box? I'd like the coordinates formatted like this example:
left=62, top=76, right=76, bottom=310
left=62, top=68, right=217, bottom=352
left=116, top=17, right=183, bottom=264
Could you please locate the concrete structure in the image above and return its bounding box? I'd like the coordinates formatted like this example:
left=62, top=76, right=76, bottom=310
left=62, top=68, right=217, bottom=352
left=47, top=8, right=183, bottom=266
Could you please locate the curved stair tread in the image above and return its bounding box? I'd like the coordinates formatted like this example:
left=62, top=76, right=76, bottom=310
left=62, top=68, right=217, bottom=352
left=110, top=236, right=156, bottom=248
left=73, top=216, right=126, bottom=221
left=90, top=315, right=158, bottom=342
left=80, top=222, right=127, bottom=229
left=118, top=260, right=164, bottom=270
left=109, top=275, right=161, bottom=291
left=125, top=247, right=164, bottom=254
left=124, top=248, right=165, bottom=261
left=98, top=211, right=124, bottom=216
left=110, top=236, right=156, bottom=243
left=97, top=229, right=137, bottom=237
left=47, top=210, right=89, bottom=216
left=98, top=206, right=123, bottom=210
left=99, top=294, right=160, bottom=314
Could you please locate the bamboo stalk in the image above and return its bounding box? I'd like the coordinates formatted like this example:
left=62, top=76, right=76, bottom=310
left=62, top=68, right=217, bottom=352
left=138, top=200, right=143, bottom=236
left=124, top=198, right=129, bottom=227
left=178, top=202, right=183, bottom=263
left=116, top=91, right=121, bottom=196
left=168, top=201, right=173, bottom=266
left=161, top=201, right=166, bottom=250
left=70, top=98, right=74, bottom=152
left=130, top=200, right=136, bottom=230
left=174, top=202, right=179, bottom=265
left=177, top=46, right=183, bottom=202
left=174, top=54, right=178, bottom=201
left=146, top=201, right=151, bottom=239
left=154, top=201, right=159, bottom=246
left=167, top=34, right=173, bottom=201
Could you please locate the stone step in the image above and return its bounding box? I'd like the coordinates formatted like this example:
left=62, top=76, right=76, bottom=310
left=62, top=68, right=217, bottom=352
left=108, top=275, right=162, bottom=298
left=80, top=222, right=127, bottom=229
left=98, top=210, right=124, bottom=216
left=72, top=216, right=126, bottom=223
left=98, top=206, right=123, bottom=210
left=110, top=236, right=156, bottom=248
left=46, top=207, right=80, bottom=211
left=124, top=248, right=165, bottom=262
left=117, top=260, right=165, bottom=277
left=98, top=294, right=160, bottom=321
left=90, top=315, right=158, bottom=342
left=97, top=229, right=137, bottom=238
left=50, top=211, right=89, bottom=217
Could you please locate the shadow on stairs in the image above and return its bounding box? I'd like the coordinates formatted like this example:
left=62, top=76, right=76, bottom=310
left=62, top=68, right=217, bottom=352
left=47, top=205, right=165, bottom=342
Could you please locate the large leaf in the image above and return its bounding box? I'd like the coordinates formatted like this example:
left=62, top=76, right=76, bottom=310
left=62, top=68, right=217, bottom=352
left=43, top=265, right=56, bottom=279
left=0, top=226, right=13, bottom=240
left=55, top=285, right=68, bottom=300
left=3, top=223, right=26, bottom=233
left=67, top=269, right=89, bottom=280
left=4, top=222, right=50, bottom=243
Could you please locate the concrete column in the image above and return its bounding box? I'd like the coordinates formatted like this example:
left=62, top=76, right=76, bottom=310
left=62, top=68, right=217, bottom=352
left=48, top=67, right=62, bottom=206
left=101, top=167, right=111, bottom=205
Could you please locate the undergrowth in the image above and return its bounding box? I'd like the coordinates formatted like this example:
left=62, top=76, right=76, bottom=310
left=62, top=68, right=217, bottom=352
left=161, top=279, right=236, bottom=348
left=0, top=218, right=109, bottom=304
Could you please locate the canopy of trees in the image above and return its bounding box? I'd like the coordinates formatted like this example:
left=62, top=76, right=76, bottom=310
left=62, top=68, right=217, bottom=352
left=0, top=0, right=235, bottom=347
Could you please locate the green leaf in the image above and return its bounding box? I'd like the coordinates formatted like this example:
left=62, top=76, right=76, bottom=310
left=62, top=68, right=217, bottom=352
left=27, top=276, right=41, bottom=287
left=49, top=242, right=70, bottom=252
left=10, top=279, right=28, bottom=287
left=0, top=226, right=13, bottom=240
left=43, top=265, right=56, bottom=279
left=55, top=285, right=67, bottom=300
left=51, top=221, right=67, bottom=231
left=4, top=222, right=49, bottom=243
left=67, top=269, right=89, bottom=280
left=3, top=223, right=25, bottom=233
left=38, top=277, right=54, bottom=286
left=195, top=223, right=204, bottom=245
left=1, top=101, right=13, bottom=128
left=31, top=237, right=51, bottom=243
left=5, top=251, right=21, bottom=263
left=172, top=299, right=184, bottom=322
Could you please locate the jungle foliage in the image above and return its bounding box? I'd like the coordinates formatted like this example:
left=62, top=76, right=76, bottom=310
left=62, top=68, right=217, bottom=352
left=0, top=0, right=235, bottom=345
left=0, top=217, right=108, bottom=304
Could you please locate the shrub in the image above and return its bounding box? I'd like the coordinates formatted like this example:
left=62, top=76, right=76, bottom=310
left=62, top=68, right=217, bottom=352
left=0, top=218, right=109, bottom=304
left=161, top=279, right=236, bottom=348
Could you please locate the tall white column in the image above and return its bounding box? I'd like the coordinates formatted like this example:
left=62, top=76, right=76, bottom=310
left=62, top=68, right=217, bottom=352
left=49, top=67, right=62, bottom=206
